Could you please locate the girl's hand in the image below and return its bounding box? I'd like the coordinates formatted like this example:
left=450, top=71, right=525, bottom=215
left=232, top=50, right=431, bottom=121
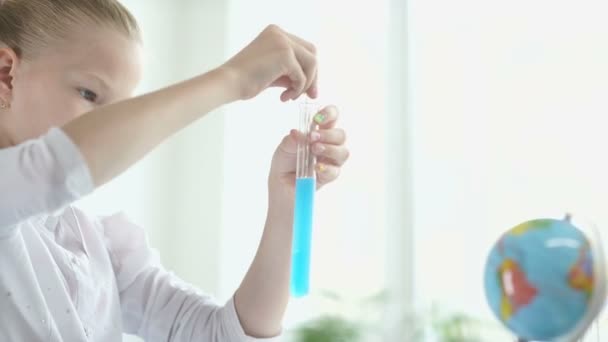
left=268, top=105, right=349, bottom=202
left=220, top=25, right=318, bottom=102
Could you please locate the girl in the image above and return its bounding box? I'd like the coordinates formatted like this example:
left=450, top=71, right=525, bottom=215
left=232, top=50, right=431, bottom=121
left=0, top=0, right=349, bottom=341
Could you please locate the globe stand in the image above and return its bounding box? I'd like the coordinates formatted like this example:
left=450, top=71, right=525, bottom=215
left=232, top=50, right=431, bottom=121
left=558, top=214, right=606, bottom=342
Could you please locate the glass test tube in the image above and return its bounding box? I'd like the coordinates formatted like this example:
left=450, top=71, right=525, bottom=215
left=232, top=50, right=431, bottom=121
left=290, top=100, right=318, bottom=297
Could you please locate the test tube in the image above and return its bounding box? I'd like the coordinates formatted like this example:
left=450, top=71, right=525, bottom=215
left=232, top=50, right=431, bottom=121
left=290, top=100, right=318, bottom=298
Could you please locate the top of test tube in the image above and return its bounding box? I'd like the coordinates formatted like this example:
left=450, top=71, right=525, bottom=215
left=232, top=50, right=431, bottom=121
left=297, top=98, right=318, bottom=178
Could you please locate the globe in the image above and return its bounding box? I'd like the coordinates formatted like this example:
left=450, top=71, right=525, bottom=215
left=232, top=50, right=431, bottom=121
left=484, top=216, right=606, bottom=341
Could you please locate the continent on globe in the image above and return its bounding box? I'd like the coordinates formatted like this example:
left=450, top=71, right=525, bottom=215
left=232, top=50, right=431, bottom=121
left=499, top=259, right=538, bottom=320
left=509, top=219, right=553, bottom=236
left=568, top=245, right=594, bottom=298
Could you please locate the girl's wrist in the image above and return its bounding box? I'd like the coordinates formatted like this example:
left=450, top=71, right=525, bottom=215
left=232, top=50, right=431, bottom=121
left=266, top=199, right=294, bottom=229
left=210, top=66, right=242, bottom=104
left=268, top=184, right=295, bottom=217
left=211, top=65, right=243, bottom=103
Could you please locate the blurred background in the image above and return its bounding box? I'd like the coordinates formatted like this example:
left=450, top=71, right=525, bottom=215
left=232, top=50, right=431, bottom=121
left=75, top=0, right=608, bottom=341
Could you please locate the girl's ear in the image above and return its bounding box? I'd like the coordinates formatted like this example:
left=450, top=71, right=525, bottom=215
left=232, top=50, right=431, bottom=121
left=0, top=47, right=18, bottom=104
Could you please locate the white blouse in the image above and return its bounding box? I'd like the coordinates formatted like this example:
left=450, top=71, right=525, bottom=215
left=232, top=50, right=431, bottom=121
left=0, top=128, right=281, bottom=342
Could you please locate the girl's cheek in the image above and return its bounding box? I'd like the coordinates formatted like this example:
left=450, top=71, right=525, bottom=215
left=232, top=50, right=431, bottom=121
left=62, top=88, right=91, bottom=118
left=45, top=92, right=87, bottom=125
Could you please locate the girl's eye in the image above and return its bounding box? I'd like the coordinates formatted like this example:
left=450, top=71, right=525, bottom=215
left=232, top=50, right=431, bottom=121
left=78, top=88, right=98, bottom=103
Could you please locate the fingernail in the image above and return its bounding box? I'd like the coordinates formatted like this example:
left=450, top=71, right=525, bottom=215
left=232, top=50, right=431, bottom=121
left=314, top=144, right=326, bottom=154
left=314, top=113, right=326, bottom=124
left=311, top=131, right=321, bottom=141
left=317, top=163, right=326, bottom=173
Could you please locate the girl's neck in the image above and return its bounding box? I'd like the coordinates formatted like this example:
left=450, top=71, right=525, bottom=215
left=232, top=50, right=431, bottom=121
left=0, top=127, right=16, bottom=149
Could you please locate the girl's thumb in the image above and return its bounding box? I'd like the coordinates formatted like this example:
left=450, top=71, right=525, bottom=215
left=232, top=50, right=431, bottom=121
left=277, top=129, right=303, bottom=155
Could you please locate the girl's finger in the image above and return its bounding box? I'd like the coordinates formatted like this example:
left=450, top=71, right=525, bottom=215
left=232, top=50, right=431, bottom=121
left=311, top=128, right=346, bottom=145
left=281, top=52, right=307, bottom=102
left=285, top=32, right=318, bottom=99
left=290, top=43, right=317, bottom=100
left=307, top=66, right=319, bottom=99
left=315, top=162, right=341, bottom=186
left=311, top=143, right=350, bottom=166
left=277, top=130, right=299, bottom=155
left=285, top=32, right=317, bottom=55
left=312, top=105, right=339, bottom=129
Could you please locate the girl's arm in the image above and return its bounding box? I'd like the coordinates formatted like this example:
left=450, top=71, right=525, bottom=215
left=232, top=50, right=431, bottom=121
left=63, top=68, right=235, bottom=187
left=0, top=24, right=317, bottom=236
left=0, top=71, right=234, bottom=236
left=233, top=194, right=295, bottom=337
left=64, top=25, right=317, bottom=187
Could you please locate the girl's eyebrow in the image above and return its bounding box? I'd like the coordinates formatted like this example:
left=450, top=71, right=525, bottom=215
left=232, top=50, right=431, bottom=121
left=80, top=71, right=111, bottom=92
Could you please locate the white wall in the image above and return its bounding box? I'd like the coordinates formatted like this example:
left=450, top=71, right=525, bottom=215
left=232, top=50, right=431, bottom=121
left=410, top=0, right=608, bottom=338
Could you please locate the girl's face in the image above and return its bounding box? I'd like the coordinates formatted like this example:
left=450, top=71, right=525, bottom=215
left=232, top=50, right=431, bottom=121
left=0, top=26, right=143, bottom=146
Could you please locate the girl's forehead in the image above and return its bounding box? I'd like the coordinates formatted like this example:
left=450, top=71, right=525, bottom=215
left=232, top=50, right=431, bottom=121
left=42, top=28, right=143, bottom=96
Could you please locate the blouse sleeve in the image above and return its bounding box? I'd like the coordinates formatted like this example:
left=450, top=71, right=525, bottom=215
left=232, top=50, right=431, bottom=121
left=0, top=128, right=94, bottom=238
left=100, top=212, right=282, bottom=342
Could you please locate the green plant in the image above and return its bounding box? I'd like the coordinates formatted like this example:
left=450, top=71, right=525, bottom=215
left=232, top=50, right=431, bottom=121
left=293, top=315, right=362, bottom=342
left=291, top=291, right=487, bottom=342
left=430, top=310, right=483, bottom=342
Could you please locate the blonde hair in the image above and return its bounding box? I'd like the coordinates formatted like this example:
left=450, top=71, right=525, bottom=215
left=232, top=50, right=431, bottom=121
left=0, top=0, right=140, bottom=58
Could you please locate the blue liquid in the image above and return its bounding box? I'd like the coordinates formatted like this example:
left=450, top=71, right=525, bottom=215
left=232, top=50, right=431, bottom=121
left=291, top=177, right=316, bottom=297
